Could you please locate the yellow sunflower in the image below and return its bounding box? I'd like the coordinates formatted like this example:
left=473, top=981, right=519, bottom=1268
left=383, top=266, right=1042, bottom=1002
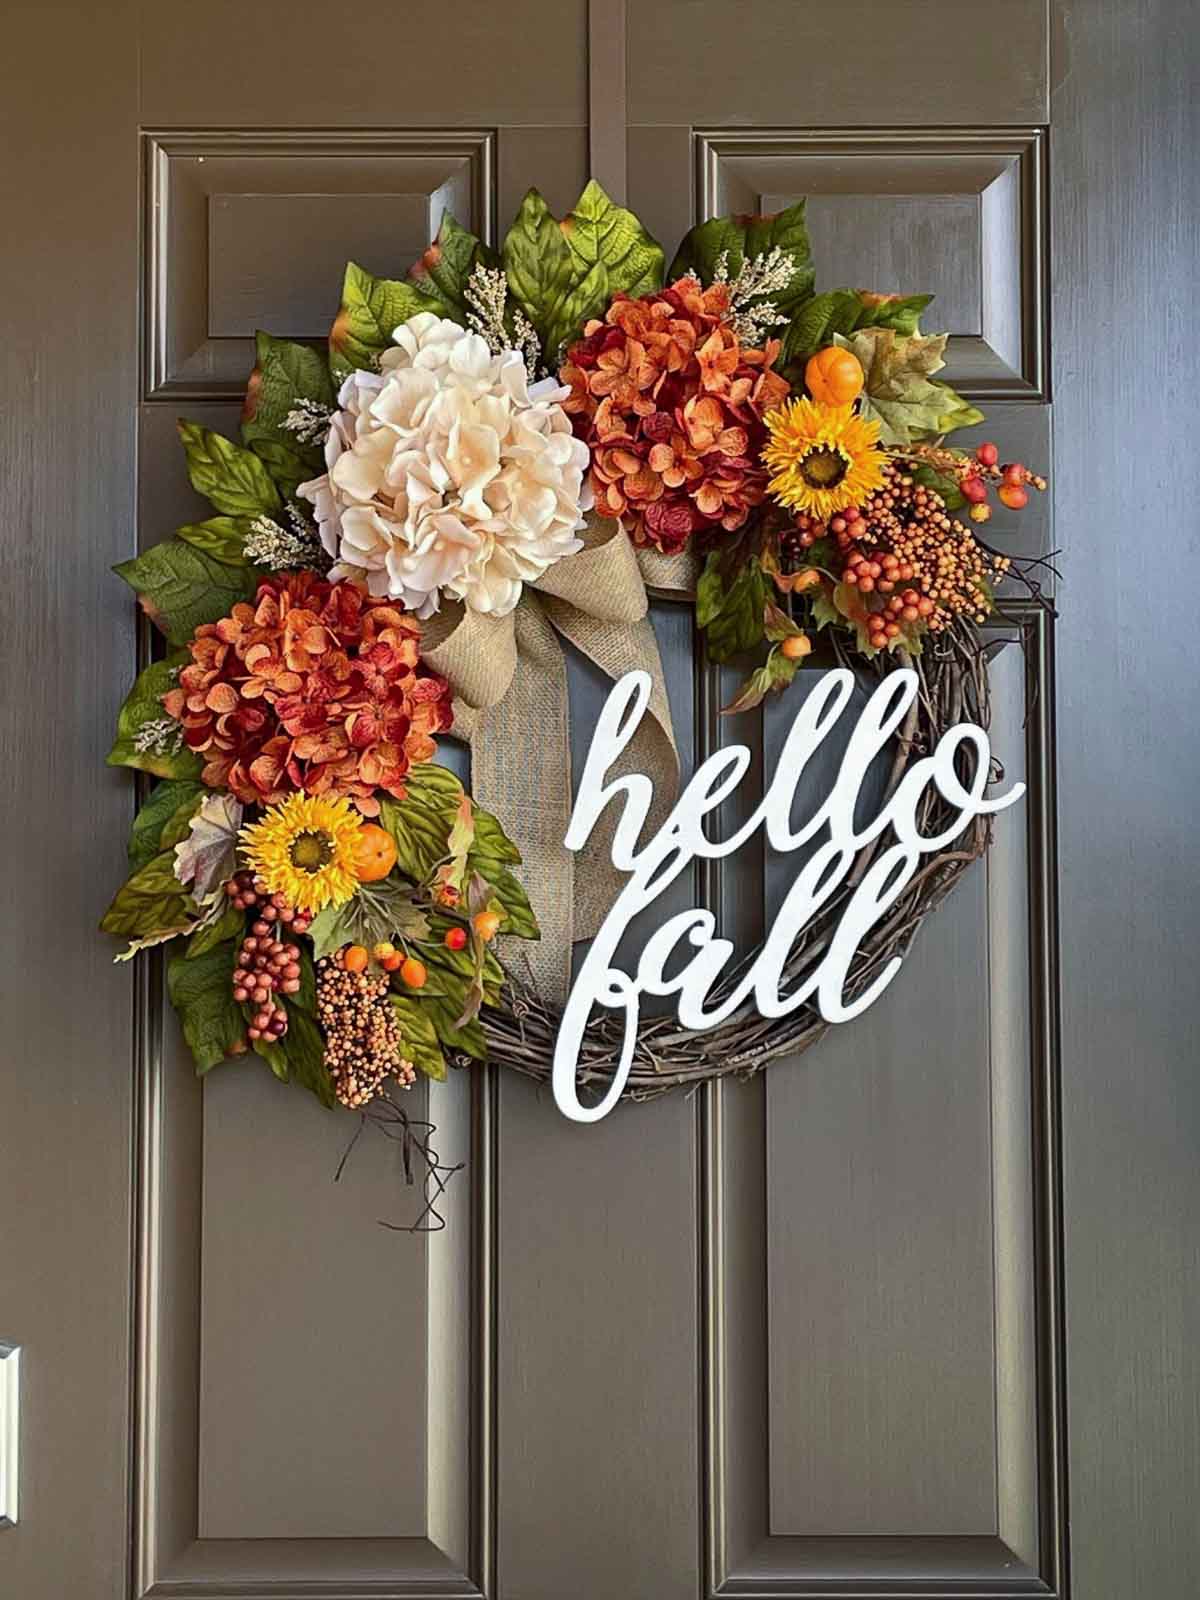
left=238, top=793, right=364, bottom=914
left=762, top=398, right=886, bottom=520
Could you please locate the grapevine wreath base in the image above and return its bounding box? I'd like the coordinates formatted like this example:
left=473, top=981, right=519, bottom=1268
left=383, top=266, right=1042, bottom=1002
left=472, top=614, right=1005, bottom=1106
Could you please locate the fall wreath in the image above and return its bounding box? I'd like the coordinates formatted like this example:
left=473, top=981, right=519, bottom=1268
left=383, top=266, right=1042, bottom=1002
left=102, top=182, right=1045, bottom=1215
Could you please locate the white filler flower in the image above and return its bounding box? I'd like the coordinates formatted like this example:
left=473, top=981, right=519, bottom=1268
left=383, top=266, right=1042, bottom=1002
left=299, top=313, right=592, bottom=618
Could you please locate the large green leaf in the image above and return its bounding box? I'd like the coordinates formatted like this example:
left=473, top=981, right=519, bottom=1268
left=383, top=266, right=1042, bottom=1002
left=670, top=200, right=815, bottom=314
left=174, top=516, right=254, bottom=567
left=100, top=849, right=195, bottom=941
left=186, top=904, right=245, bottom=959
left=561, top=180, right=665, bottom=301
left=329, top=261, right=443, bottom=380
left=502, top=188, right=593, bottom=363
left=166, top=943, right=244, bottom=1073
left=178, top=421, right=280, bottom=517
left=378, top=763, right=464, bottom=881
left=408, top=212, right=496, bottom=319
left=107, top=653, right=202, bottom=778
left=241, top=331, right=334, bottom=472
left=114, top=540, right=261, bottom=644
left=469, top=808, right=522, bottom=867
left=424, top=913, right=504, bottom=1004
left=305, top=878, right=430, bottom=961
left=278, top=1002, right=336, bottom=1107
left=697, top=554, right=769, bottom=662
left=782, top=289, right=934, bottom=365
left=127, top=779, right=204, bottom=871
left=390, top=994, right=447, bottom=1082
left=423, top=990, right=489, bottom=1060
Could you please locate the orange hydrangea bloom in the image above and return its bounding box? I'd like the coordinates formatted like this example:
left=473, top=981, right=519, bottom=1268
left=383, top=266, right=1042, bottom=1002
left=161, top=574, right=453, bottom=813
left=560, top=275, right=790, bottom=554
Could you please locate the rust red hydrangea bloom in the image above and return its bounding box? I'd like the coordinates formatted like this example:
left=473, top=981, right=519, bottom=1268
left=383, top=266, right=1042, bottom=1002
left=559, top=275, right=791, bottom=554
left=161, top=573, right=453, bottom=813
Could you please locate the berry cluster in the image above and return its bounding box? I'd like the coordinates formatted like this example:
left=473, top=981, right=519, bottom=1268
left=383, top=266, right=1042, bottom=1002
left=315, top=950, right=417, bottom=1108
left=232, top=922, right=305, bottom=1042
left=224, top=870, right=312, bottom=934
left=953, top=441, right=1047, bottom=522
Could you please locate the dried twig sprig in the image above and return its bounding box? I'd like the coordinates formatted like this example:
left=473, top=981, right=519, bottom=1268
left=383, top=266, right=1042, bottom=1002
left=464, top=263, right=541, bottom=379
left=243, top=507, right=328, bottom=572
left=713, top=245, right=798, bottom=344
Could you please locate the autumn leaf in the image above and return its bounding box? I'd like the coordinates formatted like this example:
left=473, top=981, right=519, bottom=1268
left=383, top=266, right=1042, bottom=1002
left=833, top=328, right=983, bottom=445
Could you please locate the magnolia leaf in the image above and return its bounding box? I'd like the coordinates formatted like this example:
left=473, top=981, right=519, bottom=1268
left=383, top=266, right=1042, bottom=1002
left=408, top=212, right=495, bottom=319
left=561, top=180, right=665, bottom=302
left=128, top=779, right=204, bottom=871
left=721, top=647, right=799, bottom=715
left=329, top=261, right=443, bottom=379
left=484, top=866, right=539, bottom=939
left=379, top=763, right=465, bottom=882
left=306, top=878, right=430, bottom=962
left=173, top=793, right=243, bottom=904
left=178, top=421, right=280, bottom=517
left=468, top=807, right=522, bottom=868
left=114, top=540, right=260, bottom=645
left=782, top=288, right=933, bottom=365
left=671, top=200, right=814, bottom=314
left=503, top=188, right=587, bottom=360
left=175, top=516, right=254, bottom=566
left=100, top=849, right=195, bottom=941
left=107, top=652, right=201, bottom=778
left=241, top=331, right=333, bottom=470
left=423, top=991, right=489, bottom=1060
left=697, top=554, right=769, bottom=662
left=166, top=943, right=245, bottom=1073
left=390, top=994, right=447, bottom=1081
left=248, top=438, right=313, bottom=500
left=185, top=902, right=245, bottom=960
left=278, top=1002, right=336, bottom=1107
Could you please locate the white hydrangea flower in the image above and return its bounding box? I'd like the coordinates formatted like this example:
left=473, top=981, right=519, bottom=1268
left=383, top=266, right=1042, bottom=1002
left=298, top=312, right=592, bottom=618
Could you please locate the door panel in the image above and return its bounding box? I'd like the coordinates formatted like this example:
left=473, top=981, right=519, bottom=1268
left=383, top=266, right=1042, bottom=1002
left=4, top=3, right=1198, bottom=1599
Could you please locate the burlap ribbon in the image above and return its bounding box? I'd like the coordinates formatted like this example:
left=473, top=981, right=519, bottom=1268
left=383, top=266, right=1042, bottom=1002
left=421, top=516, right=683, bottom=1000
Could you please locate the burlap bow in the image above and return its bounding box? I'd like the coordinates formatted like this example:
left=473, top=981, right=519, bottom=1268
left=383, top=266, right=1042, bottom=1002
left=421, top=516, right=684, bottom=1000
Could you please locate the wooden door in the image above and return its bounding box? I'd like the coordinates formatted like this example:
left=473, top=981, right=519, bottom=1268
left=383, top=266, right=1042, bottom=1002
left=2, top=2, right=1198, bottom=1597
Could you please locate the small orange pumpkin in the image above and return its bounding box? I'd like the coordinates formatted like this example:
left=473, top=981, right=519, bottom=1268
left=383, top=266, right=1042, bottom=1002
left=805, top=345, right=864, bottom=406
left=353, top=822, right=398, bottom=882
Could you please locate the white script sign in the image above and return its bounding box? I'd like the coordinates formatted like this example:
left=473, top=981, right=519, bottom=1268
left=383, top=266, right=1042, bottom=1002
left=552, top=669, right=1024, bottom=1123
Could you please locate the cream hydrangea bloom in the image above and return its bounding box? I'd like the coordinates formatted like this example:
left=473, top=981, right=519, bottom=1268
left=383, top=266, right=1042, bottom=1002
left=298, top=313, right=592, bottom=618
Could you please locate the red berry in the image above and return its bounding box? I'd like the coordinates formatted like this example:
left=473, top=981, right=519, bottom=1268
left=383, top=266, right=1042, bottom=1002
left=444, top=927, right=468, bottom=952
left=1002, top=462, right=1026, bottom=486
left=961, top=475, right=988, bottom=504
left=976, top=442, right=999, bottom=467
left=998, top=483, right=1029, bottom=510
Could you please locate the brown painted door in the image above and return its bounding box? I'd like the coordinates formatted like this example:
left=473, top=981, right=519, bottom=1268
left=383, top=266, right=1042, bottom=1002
left=2, top=3, right=1198, bottom=1597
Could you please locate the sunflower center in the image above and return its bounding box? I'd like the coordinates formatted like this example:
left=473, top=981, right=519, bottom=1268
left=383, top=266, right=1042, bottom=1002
left=289, top=829, right=335, bottom=873
left=800, top=446, right=849, bottom=488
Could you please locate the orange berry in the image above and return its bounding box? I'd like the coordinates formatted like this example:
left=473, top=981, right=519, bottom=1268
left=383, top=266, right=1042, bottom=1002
left=780, top=633, right=812, bottom=661
left=399, top=956, right=427, bottom=988
left=805, top=345, right=865, bottom=406
left=380, top=951, right=403, bottom=973
left=998, top=483, right=1028, bottom=510
left=353, top=823, right=397, bottom=883
left=444, top=926, right=468, bottom=952
left=473, top=910, right=503, bottom=943
left=342, top=945, right=369, bottom=973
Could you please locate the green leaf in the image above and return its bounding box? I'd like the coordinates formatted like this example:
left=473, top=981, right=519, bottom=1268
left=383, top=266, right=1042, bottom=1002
left=390, top=994, right=447, bottom=1081
left=252, top=1036, right=291, bottom=1082
left=177, top=420, right=281, bottom=517
left=423, top=991, right=489, bottom=1061
left=697, top=554, right=769, bottom=661
left=912, top=462, right=966, bottom=512
left=247, top=438, right=313, bottom=500
left=469, top=806, right=522, bottom=867
left=408, top=212, right=496, bottom=319
left=378, top=763, right=464, bottom=881
left=481, top=866, right=539, bottom=939
left=278, top=1002, right=336, bottom=1107
left=100, top=849, right=194, bottom=940
left=128, top=779, right=203, bottom=871
left=241, top=331, right=334, bottom=471
left=186, top=902, right=245, bottom=959
left=306, top=878, right=430, bottom=961
left=114, top=540, right=260, bottom=645
left=329, top=261, right=443, bottom=380
left=929, top=382, right=985, bottom=437
left=167, top=943, right=245, bottom=1073
left=832, top=328, right=983, bottom=444
left=502, top=188, right=587, bottom=361
left=424, top=913, right=503, bottom=1004
left=107, top=653, right=202, bottom=778
left=159, top=791, right=206, bottom=851
left=561, top=180, right=665, bottom=302
left=670, top=200, right=815, bottom=314
left=782, top=289, right=934, bottom=365
left=175, top=516, right=253, bottom=566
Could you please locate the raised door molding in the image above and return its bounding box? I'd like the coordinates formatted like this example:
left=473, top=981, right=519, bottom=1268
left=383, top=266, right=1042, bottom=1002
left=695, top=128, right=1048, bottom=402
left=0, top=1341, right=19, bottom=1528
left=142, top=129, right=497, bottom=402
